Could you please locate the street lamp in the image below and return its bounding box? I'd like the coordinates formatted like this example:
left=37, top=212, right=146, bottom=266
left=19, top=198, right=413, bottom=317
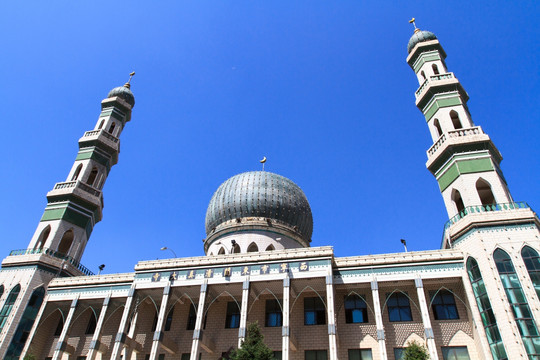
left=400, top=239, right=408, bottom=252
left=160, top=247, right=177, bottom=257
left=98, top=264, right=105, bottom=275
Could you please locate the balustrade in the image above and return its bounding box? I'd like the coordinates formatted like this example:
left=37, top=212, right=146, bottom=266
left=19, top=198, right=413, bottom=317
left=9, top=247, right=94, bottom=275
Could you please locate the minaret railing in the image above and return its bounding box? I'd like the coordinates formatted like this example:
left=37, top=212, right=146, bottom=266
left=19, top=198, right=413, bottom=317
left=415, top=72, right=455, bottom=97
left=8, top=247, right=94, bottom=275
left=444, top=201, right=532, bottom=230
left=427, top=126, right=484, bottom=156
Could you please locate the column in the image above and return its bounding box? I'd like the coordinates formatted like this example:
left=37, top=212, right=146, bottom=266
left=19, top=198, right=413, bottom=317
left=238, top=277, right=250, bottom=348
left=190, top=280, right=208, bottom=360
left=87, top=295, right=111, bottom=360
left=326, top=273, right=338, bottom=360
left=415, top=277, right=439, bottom=360
left=282, top=275, right=290, bottom=360
left=52, top=296, right=79, bottom=360
left=111, top=285, right=137, bottom=360
left=371, top=279, right=387, bottom=360
left=150, top=283, right=171, bottom=360
left=20, top=295, right=49, bottom=358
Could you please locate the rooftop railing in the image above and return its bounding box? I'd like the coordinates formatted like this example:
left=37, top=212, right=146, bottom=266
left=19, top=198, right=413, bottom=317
left=8, top=247, right=94, bottom=276
left=83, top=129, right=119, bottom=143
left=444, top=201, right=532, bottom=230
left=415, top=72, right=455, bottom=97
left=427, top=126, right=483, bottom=156
left=53, top=180, right=102, bottom=198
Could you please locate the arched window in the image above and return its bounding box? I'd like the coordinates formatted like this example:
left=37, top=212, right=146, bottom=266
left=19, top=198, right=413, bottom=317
left=34, top=226, right=50, bottom=250
left=71, top=164, right=83, bottom=181
left=494, top=249, right=540, bottom=357
left=57, top=230, right=74, bottom=256
left=450, top=110, right=463, bottom=129
left=265, top=244, right=275, bottom=251
left=218, top=247, right=225, bottom=255
left=85, top=311, right=97, bottom=334
left=54, top=316, right=64, bottom=336
left=5, top=287, right=45, bottom=359
left=0, top=285, right=3, bottom=299
left=0, top=284, right=21, bottom=332
left=432, top=64, right=440, bottom=75
left=387, top=292, right=412, bottom=322
left=344, top=294, right=368, bottom=323
left=187, top=304, right=196, bottom=330
left=164, top=307, right=174, bottom=331
left=247, top=243, right=258, bottom=253
left=521, top=246, right=540, bottom=299
left=433, top=118, right=443, bottom=137
left=431, top=290, right=458, bottom=320
left=451, top=189, right=465, bottom=215
left=476, top=179, right=496, bottom=207
left=420, top=70, right=426, bottom=81
left=466, top=257, right=507, bottom=359
left=98, top=120, right=105, bottom=130
left=108, top=122, right=116, bottom=134
left=87, top=167, right=98, bottom=187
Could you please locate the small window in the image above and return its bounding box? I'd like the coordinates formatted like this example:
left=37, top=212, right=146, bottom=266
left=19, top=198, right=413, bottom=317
left=348, top=349, right=373, bottom=360
left=432, top=64, right=440, bottom=75
left=433, top=118, right=442, bottom=137
left=450, top=110, right=463, bottom=129
left=265, top=299, right=282, bottom=327
left=431, top=290, right=459, bottom=320
left=87, top=167, right=98, bottom=187
left=344, top=294, right=368, bottom=323
left=218, top=247, right=225, bottom=255
left=71, top=164, right=83, bottom=181
left=451, top=189, right=465, bottom=215
left=35, top=226, right=50, bottom=250
left=0, top=285, right=3, bottom=299
left=387, top=293, right=412, bottom=322
left=85, top=312, right=97, bottom=334
left=247, top=242, right=258, bottom=252
left=273, top=351, right=282, bottom=360
left=304, top=297, right=326, bottom=325
left=98, top=120, right=105, bottom=130
left=266, top=244, right=275, bottom=251
left=394, top=348, right=405, bottom=360
left=164, top=307, right=174, bottom=331
left=521, top=246, right=540, bottom=299
left=442, top=346, right=471, bottom=360
left=108, top=122, right=116, bottom=134
left=305, top=350, right=327, bottom=360
left=420, top=71, right=426, bottom=81
left=57, top=230, right=74, bottom=256
left=187, top=304, right=196, bottom=330
left=225, top=302, right=240, bottom=328
left=54, top=316, right=64, bottom=336
left=476, top=179, right=496, bottom=207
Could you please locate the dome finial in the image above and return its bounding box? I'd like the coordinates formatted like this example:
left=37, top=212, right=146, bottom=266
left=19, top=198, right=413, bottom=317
left=259, top=156, right=267, bottom=171
left=124, top=71, right=135, bottom=89
left=409, top=17, right=420, bottom=33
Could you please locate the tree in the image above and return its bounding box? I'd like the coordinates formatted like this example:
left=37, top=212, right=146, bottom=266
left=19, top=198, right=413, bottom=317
left=228, top=322, right=275, bottom=360
left=403, top=340, right=429, bottom=360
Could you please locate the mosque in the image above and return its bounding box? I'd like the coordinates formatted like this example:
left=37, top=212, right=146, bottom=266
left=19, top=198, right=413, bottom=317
left=0, top=24, right=539, bottom=360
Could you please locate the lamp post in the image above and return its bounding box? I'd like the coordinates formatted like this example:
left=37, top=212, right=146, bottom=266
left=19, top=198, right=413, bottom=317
left=98, top=264, right=105, bottom=275
left=400, top=239, right=408, bottom=252
left=160, top=247, right=177, bottom=258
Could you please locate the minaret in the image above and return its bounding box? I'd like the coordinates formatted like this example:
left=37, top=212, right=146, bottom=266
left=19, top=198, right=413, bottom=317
left=407, top=22, right=540, bottom=359
left=0, top=76, right=135, bottom=358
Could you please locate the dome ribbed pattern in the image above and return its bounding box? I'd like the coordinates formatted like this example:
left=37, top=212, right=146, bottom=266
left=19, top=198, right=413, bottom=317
left=205, top=171, right=313, bottom=241
left=407, top=30, right=437, bottom=53
left=107, top=86, right=135, bottom=107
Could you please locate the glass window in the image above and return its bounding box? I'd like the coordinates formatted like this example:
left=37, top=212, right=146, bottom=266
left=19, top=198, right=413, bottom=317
left=265, top=299, right=282, bottom=327
left=521, top=246, right=540, bottom=299
left=466, top=257, right=507, bottom=360
left=305, top=350, right=327, bottom=360
left=225, top=301, right=240, bottom=328
left=273, top=351, right=282, bottom=360
left=187, top=304, right=196, bottom=330
left=431, top=290, right=459, bottom=320
left=494, top=249, right=540, bottom=358
left=387, top=293, right=412, bottom=322
left=348, top=349, right=373, bottom=360
left=394, top=348, right=405, bottom=360
left=0, top=285, right=21, bottom=332
left=442, top=346, right=471, bottom=360
left=304, top=297, right=326, bottom=325
left=345, top=295, right=368, bottom=323
left=164, top=307, right=174, bottom=331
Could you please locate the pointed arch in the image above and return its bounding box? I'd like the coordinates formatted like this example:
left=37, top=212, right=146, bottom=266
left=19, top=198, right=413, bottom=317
left=476, top=178, right=496, bottom=207
left=218, top=247, right=225, bottom=255
left=432, top=63, right=440, bottom=75
left=0, top=284, right=21, bottom=332
left=451, top=189, right=465, bottom=215
left=0, top=285, right=3, bottom=299
left=450, top=110, right=463, bottom=129
left=247, top=242, right=258, bottom=253
left=57, top=230, right=74, bottom=256
left=98, top=119, right=105, bottom=130
left=521, top=246, right=540, bottom=299
left=420, top=70, right=426, bottom=81
left=86, top=310, right=97, bottom=334
left=35, top=225, right=51, bottom=250
left=265, top=244, right=275, bottom=251
left=86, top=166, right=99, bottom=187
left=71, top=164, right=83, bottom=181
left=433, top=118, right=443, bottom=137
left=108, top=122, right=116, bottom=134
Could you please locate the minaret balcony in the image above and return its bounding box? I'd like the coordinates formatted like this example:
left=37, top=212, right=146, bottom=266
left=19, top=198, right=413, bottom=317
left=47, top=180, right=103, bottom=210
left=3, top=247, right=94, bottom=276
left=441, top=202, right=539, bottom=248
left=79, top=129, right=120, bottom=159
left=415, top=72, right=468, bottom=108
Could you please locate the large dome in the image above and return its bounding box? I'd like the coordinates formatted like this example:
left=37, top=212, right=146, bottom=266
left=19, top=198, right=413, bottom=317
left=205, top=171, right=313, bottom=243
left=107, top=85, right=135, bottom=107
left=407, top=30, right=437, bottom=53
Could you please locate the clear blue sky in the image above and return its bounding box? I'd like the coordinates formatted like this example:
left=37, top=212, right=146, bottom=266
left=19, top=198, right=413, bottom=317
left=0, top=2, right=538, bottom=275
